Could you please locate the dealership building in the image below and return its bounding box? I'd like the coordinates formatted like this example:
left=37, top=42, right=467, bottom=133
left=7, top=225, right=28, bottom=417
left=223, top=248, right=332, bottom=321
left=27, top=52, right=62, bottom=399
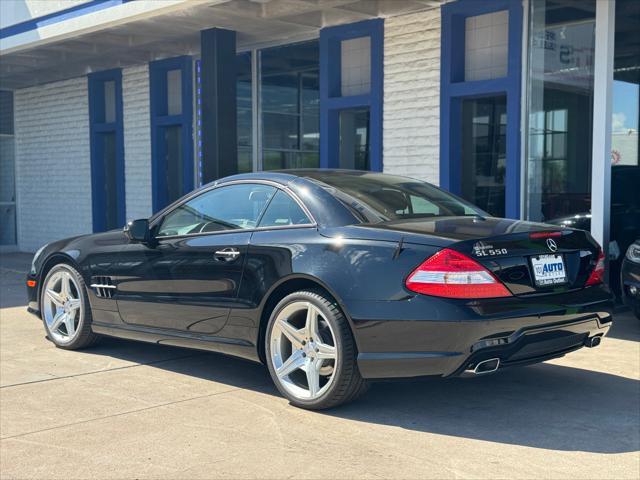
left=0, top=0, right=638, bottom=255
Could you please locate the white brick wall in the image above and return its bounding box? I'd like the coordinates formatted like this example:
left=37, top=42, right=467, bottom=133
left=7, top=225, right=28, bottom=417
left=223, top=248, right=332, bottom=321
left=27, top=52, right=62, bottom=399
left=14, top=77, right=92, bottom=252
left=122, top=65, right=152, bottom=220
left=383, top=8, right=441, bottom=184
left=13, top=66, right=153, bottom=252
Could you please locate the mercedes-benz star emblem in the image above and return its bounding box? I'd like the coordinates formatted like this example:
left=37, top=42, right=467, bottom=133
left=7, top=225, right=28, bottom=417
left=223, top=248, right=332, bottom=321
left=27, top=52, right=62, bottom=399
left=546, top=238, right=558, bottom=252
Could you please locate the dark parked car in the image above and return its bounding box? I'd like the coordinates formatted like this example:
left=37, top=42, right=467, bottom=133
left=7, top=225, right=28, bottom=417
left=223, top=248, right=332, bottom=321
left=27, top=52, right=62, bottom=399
left=27, top=170, right=612, bottom=409
left=547, top=165, right=640, bottom=297
left=621, top=240, right=640, bottom=320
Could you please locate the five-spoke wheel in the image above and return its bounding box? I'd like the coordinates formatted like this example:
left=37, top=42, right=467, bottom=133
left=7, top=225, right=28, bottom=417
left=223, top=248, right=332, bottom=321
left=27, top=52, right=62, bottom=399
left=270, top=301, right=338, bottom=400
left=265, top=290, right=367, bottom=409
left=40, top=264, right=98, bottom=349
left=42, top=269, right=82, bottom=343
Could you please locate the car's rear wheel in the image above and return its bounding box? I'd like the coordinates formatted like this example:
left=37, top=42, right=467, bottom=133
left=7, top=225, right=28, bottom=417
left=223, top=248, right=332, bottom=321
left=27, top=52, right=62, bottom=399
left=265, top=290, right=367, bottom=409
left=40, top=263, right=98, bottom=349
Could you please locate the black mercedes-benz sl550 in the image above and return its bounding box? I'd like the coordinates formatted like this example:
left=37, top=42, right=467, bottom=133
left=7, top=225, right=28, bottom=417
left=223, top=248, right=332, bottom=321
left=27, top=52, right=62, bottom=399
left=26, top=170, right=612, bottom=409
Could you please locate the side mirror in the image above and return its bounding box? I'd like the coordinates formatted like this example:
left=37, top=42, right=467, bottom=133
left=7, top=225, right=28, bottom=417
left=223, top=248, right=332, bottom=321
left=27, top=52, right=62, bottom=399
left=124, top=219, right=150, bottom=243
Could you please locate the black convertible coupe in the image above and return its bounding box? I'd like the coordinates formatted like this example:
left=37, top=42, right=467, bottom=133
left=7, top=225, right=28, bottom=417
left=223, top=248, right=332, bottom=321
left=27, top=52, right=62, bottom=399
left=27, top=170, right=612, bottom=409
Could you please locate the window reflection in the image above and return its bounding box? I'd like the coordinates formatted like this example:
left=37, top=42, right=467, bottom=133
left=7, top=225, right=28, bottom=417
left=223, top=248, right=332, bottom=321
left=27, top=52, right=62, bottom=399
left=608, top=0, right=640, bottom=295
left=525, top=0, right=595, bottom=222
left=461, top=96, right=507, bottom=218
left=611, top=0, right=639, bottom=170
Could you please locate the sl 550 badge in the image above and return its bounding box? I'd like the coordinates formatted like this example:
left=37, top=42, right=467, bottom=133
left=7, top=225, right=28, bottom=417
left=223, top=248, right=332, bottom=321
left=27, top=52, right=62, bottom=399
left=473, top=241, right=508, bottom=257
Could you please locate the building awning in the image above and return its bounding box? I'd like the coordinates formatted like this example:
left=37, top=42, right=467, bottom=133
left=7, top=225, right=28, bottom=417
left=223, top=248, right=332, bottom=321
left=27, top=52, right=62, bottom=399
left=0, top=0, right=442, bottom=90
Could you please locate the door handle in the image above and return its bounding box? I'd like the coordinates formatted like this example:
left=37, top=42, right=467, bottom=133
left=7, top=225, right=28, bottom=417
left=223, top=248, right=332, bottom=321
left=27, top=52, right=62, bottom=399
left=214, top=247, right=241, bottom=262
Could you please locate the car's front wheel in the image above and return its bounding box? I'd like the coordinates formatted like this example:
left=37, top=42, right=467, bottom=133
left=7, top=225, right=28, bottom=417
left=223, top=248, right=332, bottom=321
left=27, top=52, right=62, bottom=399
left=265, top=290, right=367, bottom=409
left=40, top=263, right=98, bottom=349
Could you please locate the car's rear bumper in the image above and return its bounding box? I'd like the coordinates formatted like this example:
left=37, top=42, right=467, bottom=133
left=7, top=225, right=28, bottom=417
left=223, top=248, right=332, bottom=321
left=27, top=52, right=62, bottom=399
left=349, top=286, right=613, bottom=379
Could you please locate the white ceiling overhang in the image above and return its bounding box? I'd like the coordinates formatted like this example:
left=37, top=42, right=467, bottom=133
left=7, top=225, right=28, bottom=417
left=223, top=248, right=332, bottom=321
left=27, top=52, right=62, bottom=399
left=0, top=0, right=442, bottom=90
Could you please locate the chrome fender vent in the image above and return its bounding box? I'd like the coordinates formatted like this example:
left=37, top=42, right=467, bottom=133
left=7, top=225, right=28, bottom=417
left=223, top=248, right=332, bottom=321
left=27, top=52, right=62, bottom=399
left=91, top=276, right=116, bottom=298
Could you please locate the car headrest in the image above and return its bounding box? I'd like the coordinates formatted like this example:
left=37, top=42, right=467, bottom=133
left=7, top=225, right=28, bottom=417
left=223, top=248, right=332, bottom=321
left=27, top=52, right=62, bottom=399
left=375, top=189, right=409, bottom=212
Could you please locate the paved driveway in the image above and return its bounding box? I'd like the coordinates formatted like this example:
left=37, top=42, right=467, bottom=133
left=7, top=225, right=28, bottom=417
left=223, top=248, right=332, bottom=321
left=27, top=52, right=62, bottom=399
left=1, top=253, right=638, bottom=479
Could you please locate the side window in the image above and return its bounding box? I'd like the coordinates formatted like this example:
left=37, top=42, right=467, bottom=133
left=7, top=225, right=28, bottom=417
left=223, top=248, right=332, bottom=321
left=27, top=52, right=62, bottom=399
left=157, top=184, right=276, bottom=236
left=258, top=190, right=312, bottom=228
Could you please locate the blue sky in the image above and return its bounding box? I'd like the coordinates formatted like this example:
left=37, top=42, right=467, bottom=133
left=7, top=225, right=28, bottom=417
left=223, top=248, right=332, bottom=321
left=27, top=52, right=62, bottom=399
left=612, top=80, right=639, bottom=132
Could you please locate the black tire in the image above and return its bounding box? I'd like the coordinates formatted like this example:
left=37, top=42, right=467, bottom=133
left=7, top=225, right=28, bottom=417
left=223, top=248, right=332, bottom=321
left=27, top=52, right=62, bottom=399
left=40, top=263, right=99, bottom=350
left=265, top=289, right=368, bottom=410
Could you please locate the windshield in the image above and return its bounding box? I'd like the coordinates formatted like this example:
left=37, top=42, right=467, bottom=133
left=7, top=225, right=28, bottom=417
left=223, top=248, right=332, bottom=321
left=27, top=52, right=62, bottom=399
left=302, top=171, right=487, bottom=223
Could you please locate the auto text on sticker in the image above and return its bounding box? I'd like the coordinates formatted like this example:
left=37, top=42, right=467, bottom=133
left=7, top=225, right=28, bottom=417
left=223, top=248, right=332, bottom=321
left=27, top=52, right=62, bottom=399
left=534, top=262, right=564, bottom=276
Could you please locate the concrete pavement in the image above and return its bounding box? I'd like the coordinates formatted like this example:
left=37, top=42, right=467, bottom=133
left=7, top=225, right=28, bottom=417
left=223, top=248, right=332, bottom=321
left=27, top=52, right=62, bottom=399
left=1, top=252, right=639, bottom=479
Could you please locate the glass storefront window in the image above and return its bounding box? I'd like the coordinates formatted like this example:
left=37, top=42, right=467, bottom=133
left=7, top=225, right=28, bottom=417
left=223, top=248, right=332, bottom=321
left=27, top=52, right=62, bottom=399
left=525, top=0, right=596, bottom=222
left=611, top=0, right=639, bottom=169
left=260, top=40, right=320, bottom=170
left=608, top=0, right=640, bottom=294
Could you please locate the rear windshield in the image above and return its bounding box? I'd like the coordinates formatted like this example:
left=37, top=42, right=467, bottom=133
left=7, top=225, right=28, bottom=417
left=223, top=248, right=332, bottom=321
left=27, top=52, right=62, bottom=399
left=302, top=172, right=486, bottom=223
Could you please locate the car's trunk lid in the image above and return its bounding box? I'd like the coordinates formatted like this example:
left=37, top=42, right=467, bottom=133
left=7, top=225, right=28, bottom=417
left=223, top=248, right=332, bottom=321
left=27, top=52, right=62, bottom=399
left=324, top=216, right=601, bottom=296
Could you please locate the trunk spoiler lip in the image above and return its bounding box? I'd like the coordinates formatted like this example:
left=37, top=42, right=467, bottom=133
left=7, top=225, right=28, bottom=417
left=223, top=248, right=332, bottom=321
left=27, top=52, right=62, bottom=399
left=449, top=228, right=596, bottom=254
left=318, top=222, right=582, bottom=249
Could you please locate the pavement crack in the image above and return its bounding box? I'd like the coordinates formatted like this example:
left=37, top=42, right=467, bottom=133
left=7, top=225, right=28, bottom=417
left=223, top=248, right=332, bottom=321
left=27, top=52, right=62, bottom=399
left=0, top=352, right=207, bottom=389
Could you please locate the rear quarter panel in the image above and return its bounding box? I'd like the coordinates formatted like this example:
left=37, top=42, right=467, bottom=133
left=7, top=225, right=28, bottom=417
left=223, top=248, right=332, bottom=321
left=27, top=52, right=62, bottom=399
left=226, top=226, right=439, bottom=350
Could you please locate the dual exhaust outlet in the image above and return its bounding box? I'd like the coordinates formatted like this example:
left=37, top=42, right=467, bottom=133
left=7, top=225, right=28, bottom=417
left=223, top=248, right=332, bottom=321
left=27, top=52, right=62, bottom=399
left=468, top=358, right=500, bottom=375
left=467, top=335, right=603, bottom=375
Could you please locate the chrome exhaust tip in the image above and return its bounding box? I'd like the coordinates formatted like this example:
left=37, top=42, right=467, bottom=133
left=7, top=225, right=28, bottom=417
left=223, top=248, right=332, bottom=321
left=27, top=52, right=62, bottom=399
left=472, top=358, right=500, bottom=375
left=585, top=335, right=602, bottom=348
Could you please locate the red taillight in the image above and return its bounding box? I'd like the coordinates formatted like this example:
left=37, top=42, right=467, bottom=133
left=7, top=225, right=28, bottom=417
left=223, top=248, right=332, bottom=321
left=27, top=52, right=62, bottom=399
left=585, top=249, right=605, bottom=286
left=405, top=248, right=512, bottom=299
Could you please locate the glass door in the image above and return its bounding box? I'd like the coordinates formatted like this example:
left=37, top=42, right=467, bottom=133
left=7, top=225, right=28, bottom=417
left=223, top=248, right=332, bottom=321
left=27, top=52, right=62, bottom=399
left=339, top=109, right=370, bottom=170
left=460, top=96, right=507, bottom=217
left=97, top=132, right=119, bottom=231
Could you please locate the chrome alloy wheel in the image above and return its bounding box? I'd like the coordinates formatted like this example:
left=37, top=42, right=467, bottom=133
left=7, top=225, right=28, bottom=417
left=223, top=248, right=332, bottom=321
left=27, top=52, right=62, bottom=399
left=42, top=269, right=83, bottom=344
left=270, top=301, right=338, bottom=400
